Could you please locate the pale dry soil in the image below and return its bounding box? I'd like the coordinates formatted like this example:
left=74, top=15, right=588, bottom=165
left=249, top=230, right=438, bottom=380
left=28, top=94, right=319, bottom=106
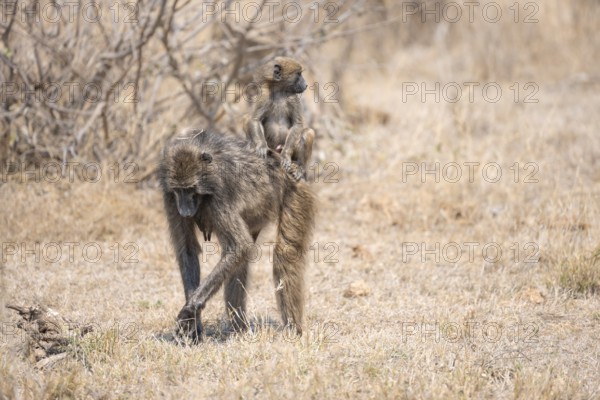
left=1, top=80, right=600, bottom=399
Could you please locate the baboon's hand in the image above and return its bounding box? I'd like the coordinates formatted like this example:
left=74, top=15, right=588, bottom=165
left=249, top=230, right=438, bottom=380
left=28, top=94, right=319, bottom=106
left=176, top=305, right=202, bottom=344
left=255, top=144, right=268, bottom=159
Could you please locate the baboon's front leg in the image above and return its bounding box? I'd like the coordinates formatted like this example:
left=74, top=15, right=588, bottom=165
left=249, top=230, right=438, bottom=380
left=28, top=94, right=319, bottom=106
left=177, top=219, right=253, bottom=332
left=224, top=232, right=260, bottom=332
left=164, top=192, right=203, bottom=342
left=224, top=264, right=249, bottom=331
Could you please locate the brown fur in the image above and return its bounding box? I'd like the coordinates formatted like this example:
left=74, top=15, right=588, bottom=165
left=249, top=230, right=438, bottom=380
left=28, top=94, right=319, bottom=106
left=159, top=129, right=315, bottom=342
left=243, top=56, right=315, bottom=181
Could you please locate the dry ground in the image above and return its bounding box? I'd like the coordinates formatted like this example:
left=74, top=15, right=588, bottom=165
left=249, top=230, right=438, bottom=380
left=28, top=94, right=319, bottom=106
left=2, top=2, right=600, bottom=399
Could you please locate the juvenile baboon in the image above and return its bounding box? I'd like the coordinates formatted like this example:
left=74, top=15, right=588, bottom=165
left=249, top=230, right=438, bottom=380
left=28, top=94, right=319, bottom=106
left=159, top=129, right=315, bottom=342
left=243, top=56, right=315, bottom=181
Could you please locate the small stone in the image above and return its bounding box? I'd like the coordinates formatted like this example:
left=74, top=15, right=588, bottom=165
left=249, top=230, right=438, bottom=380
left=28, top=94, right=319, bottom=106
left=520, top=288, right=545, bottom=304
left=351, top=245, right=373, bottom=261
left=344, top=281, right=371, bottom=298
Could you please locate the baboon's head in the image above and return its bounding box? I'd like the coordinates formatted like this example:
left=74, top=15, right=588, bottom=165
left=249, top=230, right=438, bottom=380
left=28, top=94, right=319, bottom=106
left=162, top=139, right=217, bottom=218
left=260, top=56, right=307, bottom=94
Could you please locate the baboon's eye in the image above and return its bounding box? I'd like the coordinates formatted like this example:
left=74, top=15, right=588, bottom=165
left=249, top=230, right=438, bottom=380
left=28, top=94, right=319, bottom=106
left=273, top=64, right=282, bottom=81
left=200, top=153, right=213, bottom=163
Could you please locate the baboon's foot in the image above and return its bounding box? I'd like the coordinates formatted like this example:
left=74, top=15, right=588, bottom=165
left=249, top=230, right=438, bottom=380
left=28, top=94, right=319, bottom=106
left=176, top=305, right=202, bottom=344
left=284, top=322, right=303, bottom=337
left=229, top=315, right=250, bottom=333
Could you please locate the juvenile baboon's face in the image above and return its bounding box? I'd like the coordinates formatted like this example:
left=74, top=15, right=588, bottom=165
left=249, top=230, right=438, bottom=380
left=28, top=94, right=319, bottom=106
left=289, top=70, right=307, bottom=94
left=173, top=188, right=203, bottom=218
left=267, top=57, right=308, bottom=94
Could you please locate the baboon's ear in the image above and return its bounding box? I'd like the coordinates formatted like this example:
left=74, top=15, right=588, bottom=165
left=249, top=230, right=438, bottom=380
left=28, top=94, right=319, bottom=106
left=200, top=152, right=213, bottom=163
left=273, top=64, right=282, bottom=81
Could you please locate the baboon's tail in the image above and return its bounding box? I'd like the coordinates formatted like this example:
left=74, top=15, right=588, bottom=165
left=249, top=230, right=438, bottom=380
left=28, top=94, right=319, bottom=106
left=273, top=180, right=316, bottom=334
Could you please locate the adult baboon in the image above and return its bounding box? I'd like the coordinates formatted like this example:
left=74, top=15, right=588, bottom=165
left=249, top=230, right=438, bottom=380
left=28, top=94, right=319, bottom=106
left=243, top=56, right=315, bottom=181
left=159, top=129, right=315, bottom=342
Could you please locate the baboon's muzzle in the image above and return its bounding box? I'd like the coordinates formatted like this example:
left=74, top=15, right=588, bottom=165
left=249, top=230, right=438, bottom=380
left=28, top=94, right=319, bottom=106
left=174, top=190, right=201, bottom=218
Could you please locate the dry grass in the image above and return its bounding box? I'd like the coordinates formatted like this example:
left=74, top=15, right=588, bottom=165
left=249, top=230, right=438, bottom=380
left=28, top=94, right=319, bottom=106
left=558, top=248, right=600, bottom=297
left=2, top=1, right=600, bottom=399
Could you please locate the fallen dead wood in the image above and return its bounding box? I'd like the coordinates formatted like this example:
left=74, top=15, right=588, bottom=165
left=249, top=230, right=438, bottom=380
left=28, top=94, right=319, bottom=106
left=6, top=304, right=94, bottom=370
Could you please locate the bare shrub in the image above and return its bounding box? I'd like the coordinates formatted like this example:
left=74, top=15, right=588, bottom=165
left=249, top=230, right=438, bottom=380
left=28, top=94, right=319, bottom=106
left=0, top=0, right=367, bottom=169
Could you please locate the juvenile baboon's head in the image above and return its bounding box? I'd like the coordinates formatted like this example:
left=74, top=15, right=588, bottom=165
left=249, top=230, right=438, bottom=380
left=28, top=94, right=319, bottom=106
left=259, top=56, right=307, bottom=94
left=162, top=135, right=218, bottom=218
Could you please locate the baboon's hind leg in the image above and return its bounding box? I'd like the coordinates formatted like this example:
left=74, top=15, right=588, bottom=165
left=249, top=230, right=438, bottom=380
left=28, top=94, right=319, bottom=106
left=273, top=184, right=315, bottom=335
left=273, top=249, right=305, bottom=335
left=291, top=128, right=315, bottom=180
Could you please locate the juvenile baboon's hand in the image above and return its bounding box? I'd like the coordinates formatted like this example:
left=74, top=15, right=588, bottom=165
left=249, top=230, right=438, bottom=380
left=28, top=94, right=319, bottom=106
left=285, top=162, right=304, bottom=182
left=176, top=305, right=202, bottom=344
left=255, top=144, right=268, bottom=159
left=281, top=154, right=293, bottom=171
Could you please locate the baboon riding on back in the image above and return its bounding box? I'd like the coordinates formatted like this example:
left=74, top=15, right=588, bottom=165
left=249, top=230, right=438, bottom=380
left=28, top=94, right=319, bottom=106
left=159, top=129, right=315, bottom=342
